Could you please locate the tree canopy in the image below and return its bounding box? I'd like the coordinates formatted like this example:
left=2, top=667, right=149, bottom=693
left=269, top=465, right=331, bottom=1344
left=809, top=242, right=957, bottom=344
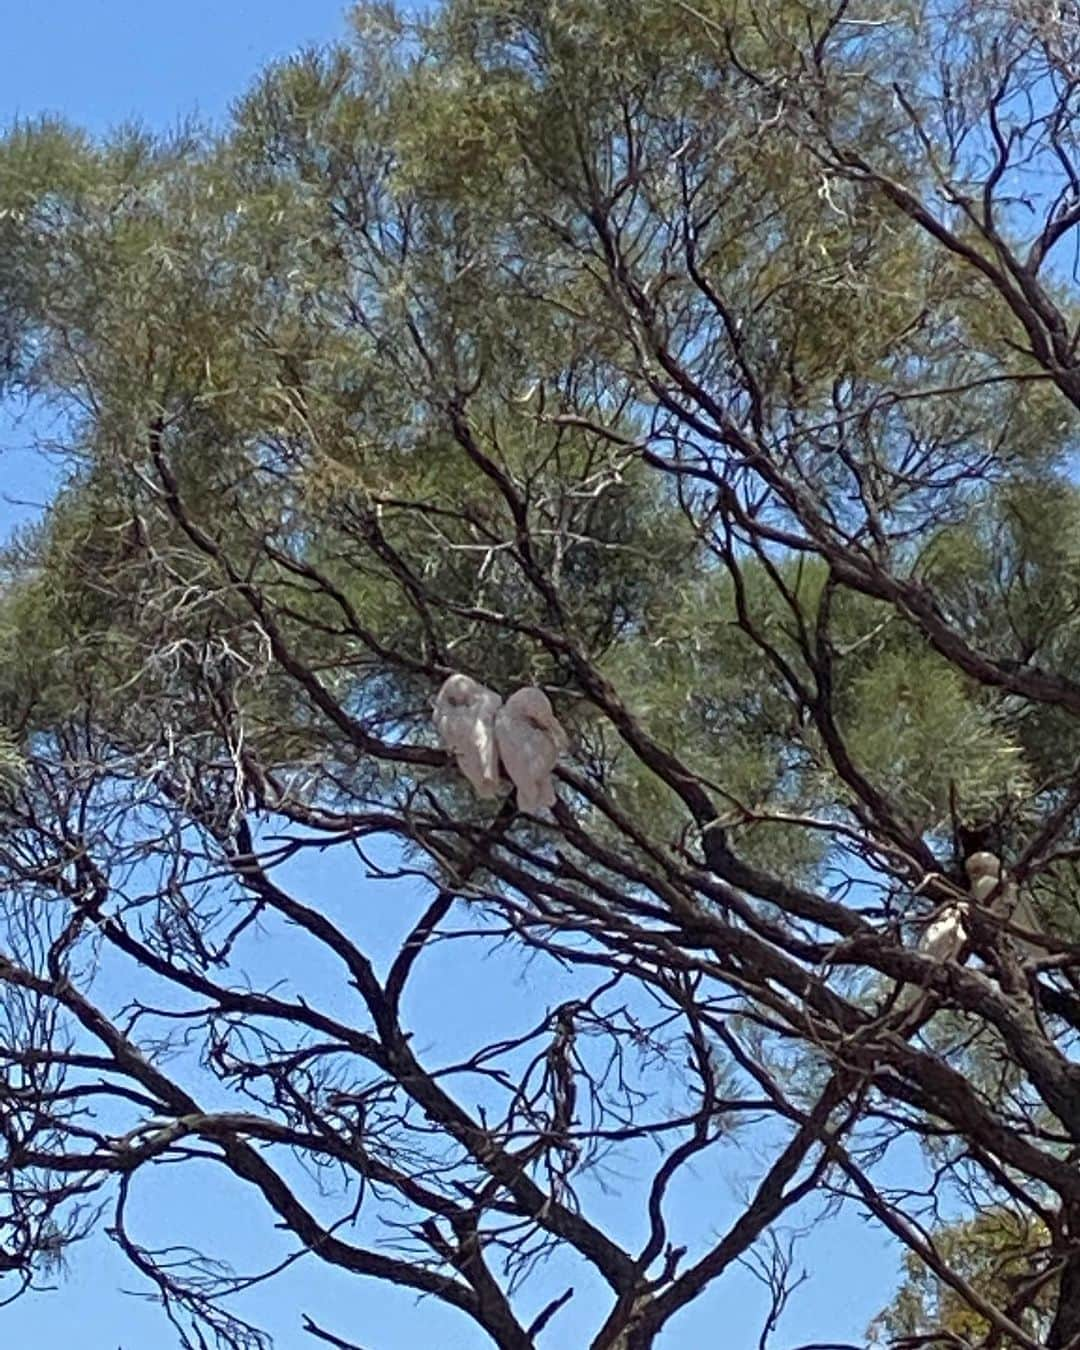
left=3, top=1, right=1080, bottom=1347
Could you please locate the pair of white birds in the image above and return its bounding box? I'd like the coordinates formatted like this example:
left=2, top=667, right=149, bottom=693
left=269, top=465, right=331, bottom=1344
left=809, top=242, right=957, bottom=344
left=433, top=673, right=569, bottom=814
left=900, top=851, right=1040, bottom=1007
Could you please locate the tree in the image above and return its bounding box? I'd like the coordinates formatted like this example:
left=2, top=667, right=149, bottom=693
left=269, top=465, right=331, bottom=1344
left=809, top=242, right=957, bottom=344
left=2, top=1, right=1080, bottom=1346
left=871, top=1209, right=1058, bottom=1347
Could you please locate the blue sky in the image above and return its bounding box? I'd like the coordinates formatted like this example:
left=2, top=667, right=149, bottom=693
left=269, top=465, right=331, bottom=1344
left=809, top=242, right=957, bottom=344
left=0, top=5, right=905, bottom=1347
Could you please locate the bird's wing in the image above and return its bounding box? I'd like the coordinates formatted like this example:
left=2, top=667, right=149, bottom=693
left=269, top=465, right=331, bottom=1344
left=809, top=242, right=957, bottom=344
left=470, top=689, right=504, bottom=796
left=970, top=872, right=1006, bottom=909
left=526, top=692, right=568, bottom=753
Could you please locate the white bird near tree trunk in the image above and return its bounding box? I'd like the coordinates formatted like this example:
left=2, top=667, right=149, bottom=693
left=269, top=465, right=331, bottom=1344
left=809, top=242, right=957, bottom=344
left=895, top=895, right=967, bottom=1010
left=433, top=673, right=505, bottom=799
left=897, top=857, right=986, bottom=1009
left=964, top=851, right=1006, bottom=906
left=916, top=902, right=967, bottom=965
left=494, top=686, right=568, bottom=814
left=897, top=849, right=1044, bottom=1010
left=965, top=851, right=1042, bottom=959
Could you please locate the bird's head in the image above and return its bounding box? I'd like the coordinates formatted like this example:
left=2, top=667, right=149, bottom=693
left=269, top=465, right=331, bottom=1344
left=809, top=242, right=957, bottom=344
left=437, top=673, right=481, bottom=708
left=964, top=851, right=1002, bottom=883
left=508, top=686, right=555, bottom=724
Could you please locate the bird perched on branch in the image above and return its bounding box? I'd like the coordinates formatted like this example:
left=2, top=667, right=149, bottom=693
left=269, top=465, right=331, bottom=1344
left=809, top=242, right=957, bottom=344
left=495, top=686, right=568, bottom=814
left=964, top=850, right=1042, bottom=959
left=913, top=897, right=967, bottom=968
left=898, top=849, right=1041, bottom=1011
left=433, top=676, right=568, bottom=814
left=897, top=852, right=1002, bottom=1010
left=964, top=850, right=1008, bottom=907
left=895, top=892, right=967, bottom=1012
left=433, top=673, right=504, bottom=799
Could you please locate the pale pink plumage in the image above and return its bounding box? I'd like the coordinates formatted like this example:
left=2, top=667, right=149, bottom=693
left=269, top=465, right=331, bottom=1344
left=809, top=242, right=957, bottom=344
left=433, top=674, right=504, bottom=799
left=494, top=687, right=568, bottom=814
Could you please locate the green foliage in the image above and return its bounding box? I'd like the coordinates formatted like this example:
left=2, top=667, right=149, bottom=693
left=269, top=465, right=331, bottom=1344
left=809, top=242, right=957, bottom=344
left=870, top=1209, right=1056, bottom=1346
left=0, top=14, right=1071, bottom=843
left=838, top=645, right=1029, bottom=834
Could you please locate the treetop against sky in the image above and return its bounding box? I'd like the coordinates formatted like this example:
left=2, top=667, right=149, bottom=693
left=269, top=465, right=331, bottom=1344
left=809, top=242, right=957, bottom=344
left=3, top=3, right=1080, bottom=1349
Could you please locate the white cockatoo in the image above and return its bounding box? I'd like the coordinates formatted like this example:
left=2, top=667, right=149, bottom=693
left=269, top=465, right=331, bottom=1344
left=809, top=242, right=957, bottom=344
left=965, top=851, right=1006, bottom=907
left=494, top=686, right=568, bottom=814
left=898, top=850, right=1044, bottom=1011
left=895, top=896, right=968, bottom=1011
left=917, top=903, right=967, bottom=964
left=965, top=851, right=1042, bottom=959
left=897, top=868, right=978, bottom=1010
left=912, top=853, right=1006, bottom=972
left=433, top=673, right=505, bottom=799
